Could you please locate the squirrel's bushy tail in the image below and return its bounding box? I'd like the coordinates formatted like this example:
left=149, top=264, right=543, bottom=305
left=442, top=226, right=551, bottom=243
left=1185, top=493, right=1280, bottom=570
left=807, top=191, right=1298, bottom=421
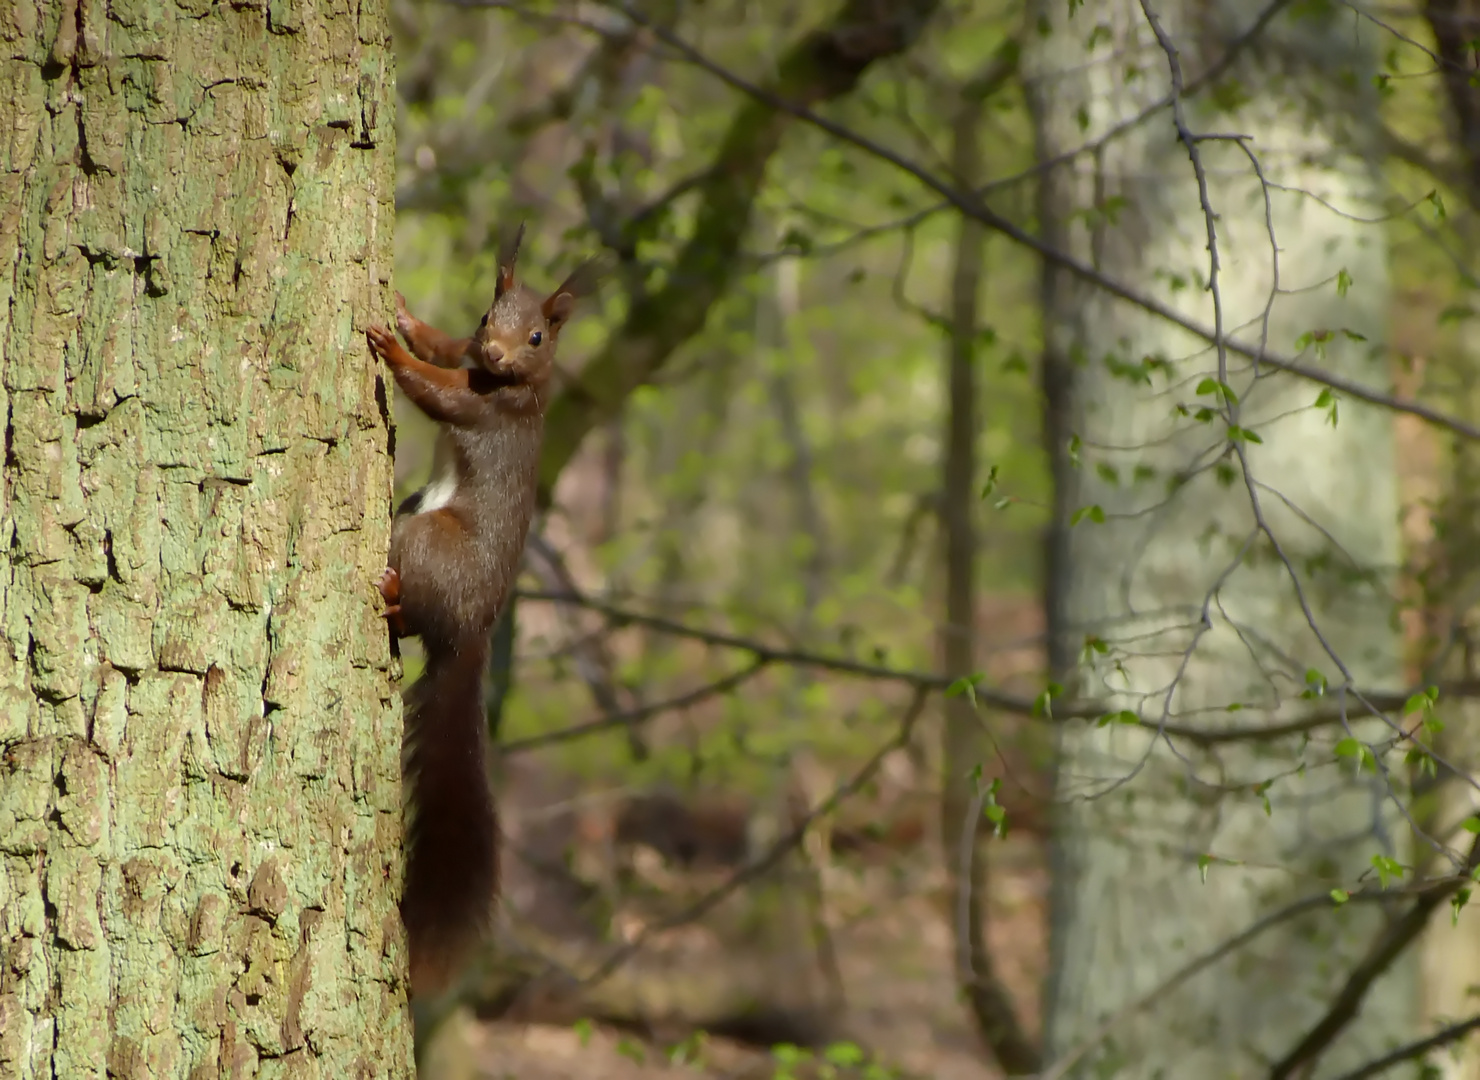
left=400, top=637, right=498, bottom=998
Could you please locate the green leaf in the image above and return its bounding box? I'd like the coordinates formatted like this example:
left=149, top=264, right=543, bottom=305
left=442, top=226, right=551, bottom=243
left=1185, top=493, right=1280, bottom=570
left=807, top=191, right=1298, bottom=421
left=1334, top=737, right=1363, bottom=759
left=1070, top=504, right=1105, bottom=526
left=1462, top=817, right=1480, bottom=834
left=1227, top=425, right=1263, bottom=444
left=979, top=464, right=1000, bottom=500
left=945, top=675, right=982, bottom=700
left=1194, top=378, right=1238, bottom=405
left=1371, top=854, right=1407, bottom=888
left=1335, top=268, right=1352, bottom=297
left=1197, top=853, right=1214, bottom=883
left=824, top=1042, right=866, bottom=1067
left=1404, top=686, right=1440, bottom=717
left=772, top=1044, right=807, bottom=1065
left=1330, top=888, right=1349, bottom=904
left=1032, top=682, right=1062, bottom=719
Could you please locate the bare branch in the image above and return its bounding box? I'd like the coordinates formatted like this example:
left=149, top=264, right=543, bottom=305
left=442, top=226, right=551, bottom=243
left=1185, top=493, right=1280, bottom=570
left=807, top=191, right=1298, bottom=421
left=1039, top=886, right=1419, bottom=1080
left=613, top=2, right=1480, bottom=444
left=500, top=661, right=767, bottom=754
left=537, top=0, right=948, bottom=497
left=1269, top=833, right=1480, bottom=1080
left=514, top=587, right=1480, bottom=743
left=1326, top=1013, right=1480, bottom=1080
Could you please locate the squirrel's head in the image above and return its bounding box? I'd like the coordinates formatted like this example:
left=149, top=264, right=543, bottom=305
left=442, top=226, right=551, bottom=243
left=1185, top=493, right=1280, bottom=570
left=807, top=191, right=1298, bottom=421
left=472, top=223, right=603, bottom=386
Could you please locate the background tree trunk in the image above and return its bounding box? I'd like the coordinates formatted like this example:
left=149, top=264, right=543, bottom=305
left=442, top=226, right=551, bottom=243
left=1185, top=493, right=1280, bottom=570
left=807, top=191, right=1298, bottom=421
left=1412, top=336, right=1480, bottom=1080
left=1027, top=3, right=1414, bottom=1075
left=0, top=3, right=409, bottom=1076
left=937, top=67, right=1039, bottom=1076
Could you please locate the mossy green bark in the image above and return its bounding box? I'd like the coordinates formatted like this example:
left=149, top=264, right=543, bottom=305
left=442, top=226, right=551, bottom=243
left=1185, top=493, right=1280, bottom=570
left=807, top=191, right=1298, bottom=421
left=0, top=0, right=412, bottom=1076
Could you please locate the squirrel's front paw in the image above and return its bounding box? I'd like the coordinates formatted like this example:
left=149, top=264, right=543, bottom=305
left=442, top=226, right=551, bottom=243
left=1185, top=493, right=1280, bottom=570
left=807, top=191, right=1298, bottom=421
left=394, top=292, right=415, bottom=339
left=366, top=324, right=397, bottom=364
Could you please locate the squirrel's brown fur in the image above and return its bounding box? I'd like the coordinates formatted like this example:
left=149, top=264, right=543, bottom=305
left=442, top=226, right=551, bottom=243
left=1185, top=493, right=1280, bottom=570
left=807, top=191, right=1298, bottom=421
left=366, top=225, right=600, bottom=997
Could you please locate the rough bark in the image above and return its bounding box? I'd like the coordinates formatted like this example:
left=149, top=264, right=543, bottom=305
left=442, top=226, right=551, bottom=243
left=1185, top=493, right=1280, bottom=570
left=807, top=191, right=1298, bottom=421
left=0, top=2, right=408, bottom=1077
left=1027, top=2, right=1414, bottom=1076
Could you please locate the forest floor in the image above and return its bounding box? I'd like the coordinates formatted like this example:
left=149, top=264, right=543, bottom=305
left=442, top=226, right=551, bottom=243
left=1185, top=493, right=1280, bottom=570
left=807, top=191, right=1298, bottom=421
left=437, top=592, right=1054, bottom=1080
left=450, top=829, right=1049, bottom=1080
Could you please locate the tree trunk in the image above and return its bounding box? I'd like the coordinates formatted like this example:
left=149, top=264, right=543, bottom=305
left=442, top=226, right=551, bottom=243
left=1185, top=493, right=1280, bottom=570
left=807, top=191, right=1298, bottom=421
left=1413, top=351, right=1480, bottom=1080
left=0, top=5, right=409, bottom=1077
left=1027, top=4, right=1414, bottom=1076
left=938, top=78, right=1039, bottom=1075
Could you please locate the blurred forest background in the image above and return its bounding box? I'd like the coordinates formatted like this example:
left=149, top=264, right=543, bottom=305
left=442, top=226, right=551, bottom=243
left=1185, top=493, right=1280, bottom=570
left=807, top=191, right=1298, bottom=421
left=386, top=1, right=1480, bottom=1078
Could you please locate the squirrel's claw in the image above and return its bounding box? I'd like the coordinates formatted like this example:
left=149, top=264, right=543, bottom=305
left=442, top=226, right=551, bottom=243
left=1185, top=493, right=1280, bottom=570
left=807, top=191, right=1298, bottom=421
left=382, top=603, right=408, bottom=639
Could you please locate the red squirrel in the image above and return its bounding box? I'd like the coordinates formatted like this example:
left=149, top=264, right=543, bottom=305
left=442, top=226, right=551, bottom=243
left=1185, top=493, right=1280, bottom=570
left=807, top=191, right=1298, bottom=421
left=365, top=225, right=599, bottom=997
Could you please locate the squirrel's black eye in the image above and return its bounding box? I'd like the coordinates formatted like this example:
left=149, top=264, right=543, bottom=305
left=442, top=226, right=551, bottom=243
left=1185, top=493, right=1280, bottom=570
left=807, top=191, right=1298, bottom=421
left=479, top=312, right=489, bottom=329
left=528, top=330, right=543, bottom=347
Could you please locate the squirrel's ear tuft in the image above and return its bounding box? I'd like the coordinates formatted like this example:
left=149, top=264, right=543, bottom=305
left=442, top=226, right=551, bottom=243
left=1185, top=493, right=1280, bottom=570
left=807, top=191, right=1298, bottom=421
left=541, top=255, right=609, bottom=329
left=494, top=221, right=527, bottom=300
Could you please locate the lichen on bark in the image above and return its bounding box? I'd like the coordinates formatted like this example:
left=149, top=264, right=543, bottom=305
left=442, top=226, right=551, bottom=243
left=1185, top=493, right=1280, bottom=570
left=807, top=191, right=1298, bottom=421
left=0, top=0, right=412, bottom=1075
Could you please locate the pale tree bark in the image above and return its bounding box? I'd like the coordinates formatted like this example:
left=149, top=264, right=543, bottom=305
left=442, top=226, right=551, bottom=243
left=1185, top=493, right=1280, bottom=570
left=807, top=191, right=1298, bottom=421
left=1412, top=355, right=1480, bottom=1080
left=1027, top=3, right=1415, bottom=1076
left=0, top=3, right=408, bottom=1077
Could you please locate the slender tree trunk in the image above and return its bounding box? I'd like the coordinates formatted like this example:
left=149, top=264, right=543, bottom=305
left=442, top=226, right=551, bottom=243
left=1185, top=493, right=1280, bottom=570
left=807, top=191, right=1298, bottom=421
left=938, top=78, right=1039, bottom=1075
left=1027, top=3, right=1414, bottom=1075
left=0, top=6, right=408, bottom=1077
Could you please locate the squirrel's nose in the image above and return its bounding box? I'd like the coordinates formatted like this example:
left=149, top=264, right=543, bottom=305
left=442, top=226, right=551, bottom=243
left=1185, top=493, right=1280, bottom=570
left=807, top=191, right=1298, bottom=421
left=483, top=344, right=505, bottom=365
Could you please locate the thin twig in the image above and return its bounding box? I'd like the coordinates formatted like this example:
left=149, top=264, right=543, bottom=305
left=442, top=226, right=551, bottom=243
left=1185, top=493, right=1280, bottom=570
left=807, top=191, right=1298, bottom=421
left=1268, top=832, right=1480, bottom=1079
left=604, top=1, right=1480, bottom=444
left=501, top=661, right=768, bottom=753
left=1038, top=886, right=1409, bottom=1080
left=1326, top=1013, right=1480, bottom=1080
left=515, top=587, right=1480, bottom=742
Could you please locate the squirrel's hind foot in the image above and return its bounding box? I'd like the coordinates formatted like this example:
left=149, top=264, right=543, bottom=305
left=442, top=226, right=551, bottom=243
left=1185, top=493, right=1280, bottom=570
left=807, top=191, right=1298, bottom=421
left=377, top=567, right=408, bottom=637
